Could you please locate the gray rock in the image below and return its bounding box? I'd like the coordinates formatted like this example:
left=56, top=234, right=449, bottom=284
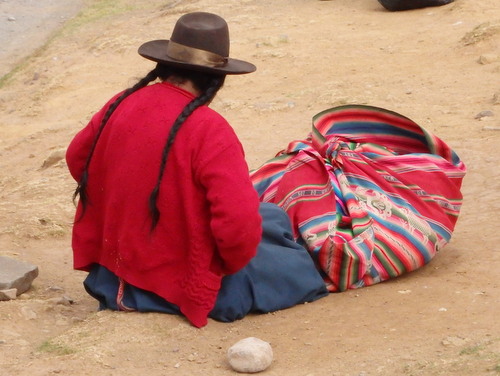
left=227, top=337, right=273, bottom=373
left=0, top=256, right=39, bottom=296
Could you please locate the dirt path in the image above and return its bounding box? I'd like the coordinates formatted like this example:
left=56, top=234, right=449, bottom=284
left=0, top=0, right=499, bottom=375
left=0, top=0, right=83, bottom=77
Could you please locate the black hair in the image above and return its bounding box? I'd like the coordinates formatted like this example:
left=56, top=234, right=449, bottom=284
left=73, top=63, right=226, bottom=230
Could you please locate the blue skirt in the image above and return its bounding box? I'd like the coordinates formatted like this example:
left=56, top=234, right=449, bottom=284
left=83, top=203, right=328, bottom=322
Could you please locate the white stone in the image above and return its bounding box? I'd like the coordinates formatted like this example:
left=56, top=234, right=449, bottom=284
left=227, top=337, right=273, bottom=373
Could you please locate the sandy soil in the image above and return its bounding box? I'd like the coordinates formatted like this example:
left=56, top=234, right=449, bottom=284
left=0, top=0, right=499, bottom=375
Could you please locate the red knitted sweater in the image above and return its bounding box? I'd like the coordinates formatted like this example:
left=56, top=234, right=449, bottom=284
left=66, top=82, right=262, bottom=327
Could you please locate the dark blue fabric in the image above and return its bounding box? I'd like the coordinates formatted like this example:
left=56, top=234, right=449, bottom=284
left=210, top=202, right=328, bottom=321
left=83, top=203, right=328, bottom=322
left=83, top=264, right=181, bottom=315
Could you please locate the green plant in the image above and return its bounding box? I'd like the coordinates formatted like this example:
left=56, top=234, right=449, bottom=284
left=38, top=340, right=76, bottom=355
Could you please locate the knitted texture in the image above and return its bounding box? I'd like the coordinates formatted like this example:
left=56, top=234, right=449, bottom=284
left=67, top=82, right=262, bottom=327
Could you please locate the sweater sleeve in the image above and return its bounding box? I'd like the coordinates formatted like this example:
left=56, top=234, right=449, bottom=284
left=66, top=119, right=98, bottom=182
left=66, top=94, right=120, bottom=181
left=195, top=129, right=262, bottom=275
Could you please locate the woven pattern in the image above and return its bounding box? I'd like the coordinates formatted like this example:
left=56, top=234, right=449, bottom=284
left=251, top=105, right=466, bottom=292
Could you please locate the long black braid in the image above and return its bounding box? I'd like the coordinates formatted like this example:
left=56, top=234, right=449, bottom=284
left=148, top=74, right=225, bottom=230
left=72, top=63, right=225, bottom=230
left=73, top=66, right=161, bottom=216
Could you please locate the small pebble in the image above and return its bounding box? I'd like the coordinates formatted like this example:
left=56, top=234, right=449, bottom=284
left=40, top=149, right=66, bottom=169
left=47, top=296, right=73, bottom=306
left=47, top=286, right=64, bottom=292
left=493, top=92, right=500, bottom=105
left=475, top=110, right=494, bottom=120
left=0, top=288, right=17, bottom=301
left=477, top=54, right=498, bottom=65
left=482, top=126, right=500, bottom=131
left=397, top=289, right=412, bottom=294
left=227, top=337, right=273, bottom=373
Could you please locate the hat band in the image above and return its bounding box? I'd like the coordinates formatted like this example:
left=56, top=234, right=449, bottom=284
left=166, top=41, right=228, bottom=68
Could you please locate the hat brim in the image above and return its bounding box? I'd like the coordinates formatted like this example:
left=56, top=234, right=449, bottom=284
left=138, top=40, right=256, bottom=75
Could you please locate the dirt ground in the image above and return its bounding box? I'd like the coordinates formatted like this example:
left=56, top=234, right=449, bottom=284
left=0, top=0, right=499, bottom=375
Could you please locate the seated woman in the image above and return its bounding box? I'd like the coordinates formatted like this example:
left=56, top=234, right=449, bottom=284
left=66, top=12, right=327, bottom=328
left=250, top=104, right=466, bottom=292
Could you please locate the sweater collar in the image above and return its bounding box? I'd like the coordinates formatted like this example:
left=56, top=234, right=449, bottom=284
left=160, top=81, right=197, bottom=99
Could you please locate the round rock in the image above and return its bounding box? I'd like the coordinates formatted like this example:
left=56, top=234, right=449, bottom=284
left=227, top=337, right=273, bottom=373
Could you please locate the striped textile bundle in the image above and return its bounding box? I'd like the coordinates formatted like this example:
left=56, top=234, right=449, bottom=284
left=250, top=105, right=466, bottom=292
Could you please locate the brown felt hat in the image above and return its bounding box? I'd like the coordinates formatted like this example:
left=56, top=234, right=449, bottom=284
left=138, top=12, right=256, bottom=75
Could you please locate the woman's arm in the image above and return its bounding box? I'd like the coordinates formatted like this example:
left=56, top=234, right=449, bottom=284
left=197, top=141, right=262, bottom=275
left=65, top=95, right=119, bottom=181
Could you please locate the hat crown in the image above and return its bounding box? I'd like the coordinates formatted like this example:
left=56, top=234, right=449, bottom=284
left=137, top=12, right=255, bottom=75
left=170, top=12, right=229, bottom=57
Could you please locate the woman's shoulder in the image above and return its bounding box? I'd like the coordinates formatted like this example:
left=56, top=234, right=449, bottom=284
left=189, top=105, right=232, bottom=131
